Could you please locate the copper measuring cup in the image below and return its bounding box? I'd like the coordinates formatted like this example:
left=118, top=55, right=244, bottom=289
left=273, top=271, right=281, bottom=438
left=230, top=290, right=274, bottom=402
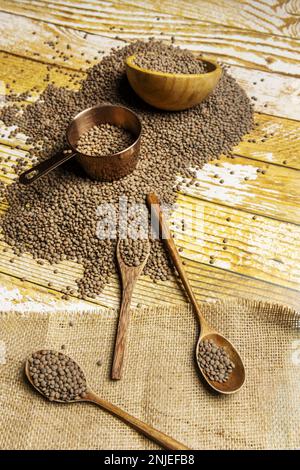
left=19, top=104, right=142, bottom=184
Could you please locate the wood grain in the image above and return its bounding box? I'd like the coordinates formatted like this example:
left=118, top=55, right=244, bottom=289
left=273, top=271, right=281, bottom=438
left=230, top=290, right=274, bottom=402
left=0, top=7, right=299, bottom=76
left=126, top=54, right=222, bottom=111
left=111, top=241, right=150, bottom=380
left=0, top=271, right=96, bottom=311
left=147, top=192, right=246, bottom=395
left=179, top=155, right=300, bottom=224
left=2, top=140, right=299, bottom=225
left=171, top=195, right=300, bottom=290
left=0, top=13, right=299, bottom=120
left=2, top=247, right=299, bottom=310
left=234, top=114, right=300, bottom=170
left=122, top=0, right=300, bottom=38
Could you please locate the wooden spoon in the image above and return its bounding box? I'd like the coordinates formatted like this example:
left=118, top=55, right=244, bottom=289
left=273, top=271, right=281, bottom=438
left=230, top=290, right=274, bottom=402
left=25, top=353, right=189, bottom=450
left=111, top=239, right=150, bottom=380
left=146, top=193, right=245, bottom=394
left=125, top=55, right=222, bottom=111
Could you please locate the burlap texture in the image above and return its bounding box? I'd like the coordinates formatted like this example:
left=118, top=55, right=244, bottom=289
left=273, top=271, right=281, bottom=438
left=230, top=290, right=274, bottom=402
left=0, top=299, right=299, bottom=450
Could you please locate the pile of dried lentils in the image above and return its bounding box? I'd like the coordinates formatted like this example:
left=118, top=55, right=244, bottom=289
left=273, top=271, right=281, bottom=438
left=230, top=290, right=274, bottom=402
left=0, top=40, right=254, bottom=299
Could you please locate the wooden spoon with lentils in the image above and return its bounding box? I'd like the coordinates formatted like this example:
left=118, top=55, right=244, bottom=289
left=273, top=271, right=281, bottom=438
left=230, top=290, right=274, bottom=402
left=147, top=193, right=245, bottom=394
left=112, top=238, right=150, bottom=380
left=25, top=350, right=189, bottom=450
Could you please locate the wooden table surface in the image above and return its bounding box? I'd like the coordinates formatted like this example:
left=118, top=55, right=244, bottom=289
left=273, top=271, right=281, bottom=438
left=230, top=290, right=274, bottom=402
left=0, top=0, right=299, bottom=312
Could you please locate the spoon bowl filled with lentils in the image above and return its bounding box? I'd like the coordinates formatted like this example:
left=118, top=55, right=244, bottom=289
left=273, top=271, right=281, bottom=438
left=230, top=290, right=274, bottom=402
left=196, top=333, right=245, bottom=394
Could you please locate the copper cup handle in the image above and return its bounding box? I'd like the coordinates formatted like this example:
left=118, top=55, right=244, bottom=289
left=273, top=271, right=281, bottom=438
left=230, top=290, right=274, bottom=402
left=19, top=151, right=76, bottom=185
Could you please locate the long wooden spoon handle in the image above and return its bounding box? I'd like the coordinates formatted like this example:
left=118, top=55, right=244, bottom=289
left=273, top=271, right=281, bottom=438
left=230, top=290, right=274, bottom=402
left=87, top=390, right=190, bottom=450
left=146, top=193, right=204, bottom=322
left=111, top=281, right=135, bottom=380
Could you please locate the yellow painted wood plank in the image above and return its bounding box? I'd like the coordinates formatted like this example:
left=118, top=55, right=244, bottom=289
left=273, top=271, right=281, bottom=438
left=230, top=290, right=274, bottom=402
left=179, top=155, right=300, bottom=224
left=1, top=194, right=298, bottom=291
left=0, top=13, right=299, bottom=121
left=0, top=7, right=299, bottom=76
left=235, top=114, right=300, bottom=170
left=0, top=271, right=97, bottom=312
left=171, top=196, right=300, bottom=290
left=0, top=10, right=123, bottom=71
left=122, top=0, right=300, bottom=38
left=227, top=66, right=300, bottom=121
left=1, top=211, right=300, bottom=310
left=0, top=52, right=83, bottom=97
left=2, top=110, right=299, bottom=171
left=182, top=259, right=300, bottom=310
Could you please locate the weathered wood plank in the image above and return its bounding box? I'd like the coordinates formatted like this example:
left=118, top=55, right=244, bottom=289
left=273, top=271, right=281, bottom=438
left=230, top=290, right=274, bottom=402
left=2, top=108, right=299, bottom=171
left=235, top=114, right=300, bottom=170
left=178, top=155, right=300, bottom=224
left=228, top=66, right=300, bottom=121
left=0, top=271, right=97, bottom=312
left=171, top=196, right=300, bottom=290
left=0, top=6, right=299, bottom=76
left=0, top=52, right=82, bottom=97
left=1, top=0, right=299, bottom=40
left=1, top=137, right=299, bottom=224
left=122, top=0, right=300, bottom=38
left=2, top=254, right=300, bottom=311
left=1, top=202, right=300, bottom=310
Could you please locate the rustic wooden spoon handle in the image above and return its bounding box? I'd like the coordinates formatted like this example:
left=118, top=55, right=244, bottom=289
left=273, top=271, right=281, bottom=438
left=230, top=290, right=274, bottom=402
left=111, top=281, right=135, bottom=380
left=87, top=390, right=190, bottom=450
left=146, top=193, right=204, bottom=322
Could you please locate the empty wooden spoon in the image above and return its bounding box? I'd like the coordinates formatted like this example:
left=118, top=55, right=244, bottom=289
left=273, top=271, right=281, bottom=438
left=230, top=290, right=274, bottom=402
left=146, top=193, right=245, bottom=394
left=25, top=351, right=189, bottom=450
left=111, top=238, right=150, bottom=380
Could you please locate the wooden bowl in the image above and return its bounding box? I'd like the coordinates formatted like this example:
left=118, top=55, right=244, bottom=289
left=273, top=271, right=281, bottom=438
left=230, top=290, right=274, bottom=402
left=125, top=55, right=222, bottom=111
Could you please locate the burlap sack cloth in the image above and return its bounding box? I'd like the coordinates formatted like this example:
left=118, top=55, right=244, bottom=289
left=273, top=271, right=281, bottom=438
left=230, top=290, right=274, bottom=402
left=0, top=299, right=299, bottom=450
